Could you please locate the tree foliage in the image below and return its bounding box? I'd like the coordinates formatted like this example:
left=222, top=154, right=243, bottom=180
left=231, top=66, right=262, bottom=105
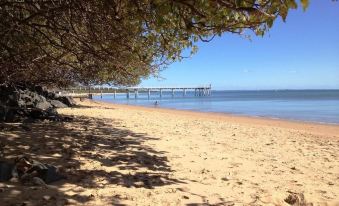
left=0, top=0, right=308, bottom=87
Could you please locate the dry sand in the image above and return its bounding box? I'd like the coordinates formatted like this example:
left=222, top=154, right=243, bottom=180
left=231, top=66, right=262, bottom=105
left=0, top=99, right=338, bottom=206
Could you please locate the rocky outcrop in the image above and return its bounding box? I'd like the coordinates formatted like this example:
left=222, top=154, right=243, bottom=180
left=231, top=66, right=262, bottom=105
left=56, top=96, right=76, bottom=107
left=0, top=85, right=75, bottom=122
left=35, top=85, right=57, bottom=100
left=49, top=100, right=68, bottom=108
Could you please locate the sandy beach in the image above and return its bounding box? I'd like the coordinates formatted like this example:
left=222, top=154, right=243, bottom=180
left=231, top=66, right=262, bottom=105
left=1, top=99, right=338, bottom=206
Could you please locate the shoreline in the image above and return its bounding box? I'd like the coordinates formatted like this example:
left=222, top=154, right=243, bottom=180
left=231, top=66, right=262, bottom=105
left=90, top=99, right=339, bottom=138
left=99, top=99, right=339, bottom=124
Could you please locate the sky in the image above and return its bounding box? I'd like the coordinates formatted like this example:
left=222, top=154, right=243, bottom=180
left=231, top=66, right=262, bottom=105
left=141, top=1, right=339, bottom=90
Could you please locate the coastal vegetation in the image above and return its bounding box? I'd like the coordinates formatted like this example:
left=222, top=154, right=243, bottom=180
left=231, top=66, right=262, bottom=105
left=1, top=0, right=308, bottom=87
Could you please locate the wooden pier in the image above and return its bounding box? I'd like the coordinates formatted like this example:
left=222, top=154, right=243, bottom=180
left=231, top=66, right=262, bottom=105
left=64, top=85, right=212, bottom=99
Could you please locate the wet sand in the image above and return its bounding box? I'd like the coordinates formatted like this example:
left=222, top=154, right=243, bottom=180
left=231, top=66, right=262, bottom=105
left=0, top=99, right=338, bottom=205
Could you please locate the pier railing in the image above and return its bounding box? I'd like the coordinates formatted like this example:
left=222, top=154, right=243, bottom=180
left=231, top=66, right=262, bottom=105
left=63, top=85, right=212, bottom=99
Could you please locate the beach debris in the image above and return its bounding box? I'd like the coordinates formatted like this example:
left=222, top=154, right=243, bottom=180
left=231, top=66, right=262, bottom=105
left=284, top=191, right=308, bottom=205
left=42, top=195, right=55, bottom=201
left=221, top=176, right=231, bottom=181
left=200, top=168, right=210, bottom=174
left=0, top=155, right=66, bottom=186
left=236, top=181, right=243, bottom=185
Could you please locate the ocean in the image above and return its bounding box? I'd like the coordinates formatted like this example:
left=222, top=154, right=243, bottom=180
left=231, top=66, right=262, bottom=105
left=94, top=90, right=339, bottom=124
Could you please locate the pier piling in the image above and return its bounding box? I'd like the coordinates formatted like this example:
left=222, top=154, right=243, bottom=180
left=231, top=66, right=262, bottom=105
left=135, top=89, right=138, bottom=99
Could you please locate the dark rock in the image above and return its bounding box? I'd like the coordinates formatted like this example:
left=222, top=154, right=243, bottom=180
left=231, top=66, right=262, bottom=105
left=22, top=118, right=38, bottom=124
left=28, top=108, right=58, bottom=120
left=0, top=161, right=14, bottom=181
left=49, top=100, right=68, bottom=108
left=28, top=108, right=46, bottom=119
left=0, top=105, right=6, bottom=122
left=57, top=96, right=76, bottom=107
left=0, top=105, right=24, bottom=122
left=22, top=90, right=51, bottom=110
left=62, top=116, right=74, bottom=122
left=35, top=86, right=56, bottom=99
left=14, top=202, right=28, bottom=206
left=0, top=85, right=70, bottom=122
left=0, top=89, right=19, bottom=107
left=44, top=90, right=56, bottom=99
left=6, top=107, right=48, bottom=122
left=34, top=85, right=44, bottom=95
left=44, top=90, right=57, bottom=100
left=35, top=100, right=52, bottom=111
left=20, top=124, right=32, bottom=131
left=0, top=86, right=52, bottom=111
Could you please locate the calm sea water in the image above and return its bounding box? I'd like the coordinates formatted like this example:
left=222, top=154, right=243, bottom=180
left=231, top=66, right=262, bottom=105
left=94, top=90, right=339, bottom=124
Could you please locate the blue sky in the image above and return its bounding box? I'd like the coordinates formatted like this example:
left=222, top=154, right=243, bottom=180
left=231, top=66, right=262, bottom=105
left=141, top=1, right=339, bottom=90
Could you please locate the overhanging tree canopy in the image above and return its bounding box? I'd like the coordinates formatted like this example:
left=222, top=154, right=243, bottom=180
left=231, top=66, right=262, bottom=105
left=0, top=0, right=308, bottom=87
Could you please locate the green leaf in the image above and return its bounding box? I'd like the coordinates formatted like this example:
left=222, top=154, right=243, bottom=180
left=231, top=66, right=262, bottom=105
left=287, top=0, right=298, bottom=9
left=267, top=18, right=274, bottom=28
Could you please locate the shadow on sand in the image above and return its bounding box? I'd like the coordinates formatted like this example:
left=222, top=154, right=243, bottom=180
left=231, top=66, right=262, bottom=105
left=0, top=113, right=183, bottom=205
